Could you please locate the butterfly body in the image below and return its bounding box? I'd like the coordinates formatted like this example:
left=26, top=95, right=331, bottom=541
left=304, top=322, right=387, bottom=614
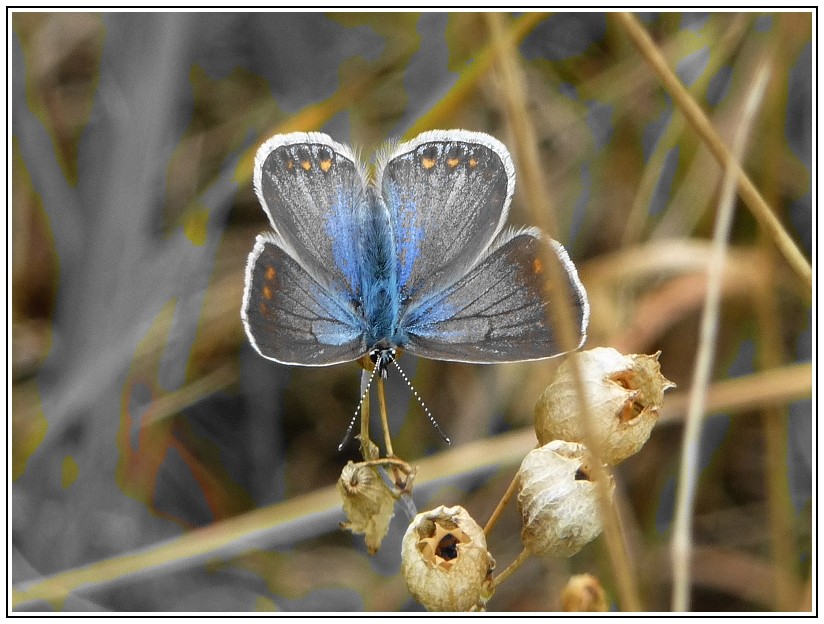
left=243, top=130, right=589, bottom=372
left=357, top=189, right=403, bottom=357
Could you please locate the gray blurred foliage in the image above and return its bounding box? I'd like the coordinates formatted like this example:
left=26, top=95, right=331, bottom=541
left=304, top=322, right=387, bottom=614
left=11, top=12, right=812, bottom=612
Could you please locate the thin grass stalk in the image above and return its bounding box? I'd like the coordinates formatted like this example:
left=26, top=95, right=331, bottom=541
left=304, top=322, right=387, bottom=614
left=482, top=13, right=558, bottom=233
left=483, top=469, right=522, bottom=537
left=613, top=12, right=812, bottom=292
left=403, top=12, right=549, bottom=140
left=620, top=13, right=753, bottom=247
left=669, top=61, right=770, bottom=612
left=755, top=254, right=801, bottom=610
left=484, top=12, right=641, bottom=611
left=12, top=358, right=811, bottom=611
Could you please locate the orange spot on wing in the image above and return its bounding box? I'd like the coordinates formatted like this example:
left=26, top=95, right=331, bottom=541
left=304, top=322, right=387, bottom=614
left=320, top=159, right=332, bottom=172
left=262, top=285, right=273, bottom=299
left=421, top=156, right=436, bottom=169
left=301, top=160, right=312, bottom=171
left=468, top=157, right=479, bottom=168
left=265, top=266, right=276, bottom=281
left=286, top=159, right=294, bottom=170
left=446, top=157, right=460, bottom=168
left=258, top=302, right=270, bottom=317
left=532, top=258, right=544, bottom=274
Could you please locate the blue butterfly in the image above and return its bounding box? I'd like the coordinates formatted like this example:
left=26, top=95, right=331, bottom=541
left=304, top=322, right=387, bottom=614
left=241, top=130, right=588, bottom=379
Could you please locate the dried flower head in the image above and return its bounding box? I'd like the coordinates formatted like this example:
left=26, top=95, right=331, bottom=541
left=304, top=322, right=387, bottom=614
left=401, top=505, right=495, bottom=611
left=337, top=461, right=396, bottom=555
left=518, top=440, right=613, bottom=558
left=561, top=573, right=608, bottom=611
left=535, top=347, right=675, bottom=464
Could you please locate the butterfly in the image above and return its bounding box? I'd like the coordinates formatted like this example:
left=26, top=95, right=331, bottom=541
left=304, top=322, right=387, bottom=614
left=241, top=130, right=589, bottom=381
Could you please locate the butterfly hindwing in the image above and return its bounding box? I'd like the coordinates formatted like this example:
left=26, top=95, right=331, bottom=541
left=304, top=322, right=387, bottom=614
left=401, top=230, right=589, bottom=363
left=242, top=233, right=367, bottom=366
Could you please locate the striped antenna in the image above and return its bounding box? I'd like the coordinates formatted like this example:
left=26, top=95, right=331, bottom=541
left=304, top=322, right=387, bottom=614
left=337, top=357, right=382, bottom=451
left=392, top=358, right=451, bottom=445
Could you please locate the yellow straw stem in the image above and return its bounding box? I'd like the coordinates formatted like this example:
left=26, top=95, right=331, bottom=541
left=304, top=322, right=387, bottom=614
left=613, top=12, right=811, bottom=291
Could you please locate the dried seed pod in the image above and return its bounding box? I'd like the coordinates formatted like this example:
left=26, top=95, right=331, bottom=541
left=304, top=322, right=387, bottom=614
left=337, top=461, right=396, bottom=555
left=561, top=573, right=608, bottom=611
left=518, top=440, right=613, bottom=558
left=535, top=347, right=675, bottom=464
left=401, top=505, right=495, bottom=611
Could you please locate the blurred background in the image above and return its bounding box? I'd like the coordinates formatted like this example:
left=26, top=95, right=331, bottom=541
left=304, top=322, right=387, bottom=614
left=11, top=11, right=812, bottom=612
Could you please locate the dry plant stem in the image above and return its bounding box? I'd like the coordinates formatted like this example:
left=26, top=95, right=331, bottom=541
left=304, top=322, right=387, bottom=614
left=614, top=12, right=812, bottom=291
left=375, top=376, right=394, bottom=457
left=360, top=370, right=371, bottom=449
left=141, top=363, right=237, bottom=427
left=404, top=12, right=548, bottom=140
left=492, top=547, right=532, bottom=590
left=752, top=25, right=804, bottom=606
left=669, top=60, right=770, bottom=612
left=483, top=469, right=522, bottom=536
left=589, top=473, right=640, bottom=611
left=660, top=361, right=811, bottom=426
left=755, top=256, right=799, bottom=610
left=12, top=360, right=810, bottom=612
left=619, top=14, right=753, bottom=247
left=361, top=457, right=415, bottom=494
left=485, top=12, right=641, bottom=611
left=359, top=457, right=410, bottom=471
left=483, top=12, right=558, bottom=232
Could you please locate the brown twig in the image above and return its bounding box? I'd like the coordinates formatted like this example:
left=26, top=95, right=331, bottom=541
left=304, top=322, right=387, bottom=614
left=613, top=12, right=811, bottom=291
left=669, top=55, right=771, bottom=612
left=483, top=470, right=522, bottom=537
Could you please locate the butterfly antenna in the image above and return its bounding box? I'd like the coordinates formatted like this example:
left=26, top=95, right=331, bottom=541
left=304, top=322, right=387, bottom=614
left=338, top=357, right=381, bottom=451
left=392, top=359, right=451, bottom=445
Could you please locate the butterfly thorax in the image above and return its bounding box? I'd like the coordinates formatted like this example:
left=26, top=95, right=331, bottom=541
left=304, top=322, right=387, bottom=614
left=358, top=190, right=403, bottom=352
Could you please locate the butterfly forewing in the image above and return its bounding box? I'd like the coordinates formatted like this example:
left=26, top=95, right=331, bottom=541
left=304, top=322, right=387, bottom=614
left=378, top=130, right=514, bottom=303
left=254, top=132, right=366, bottom=300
